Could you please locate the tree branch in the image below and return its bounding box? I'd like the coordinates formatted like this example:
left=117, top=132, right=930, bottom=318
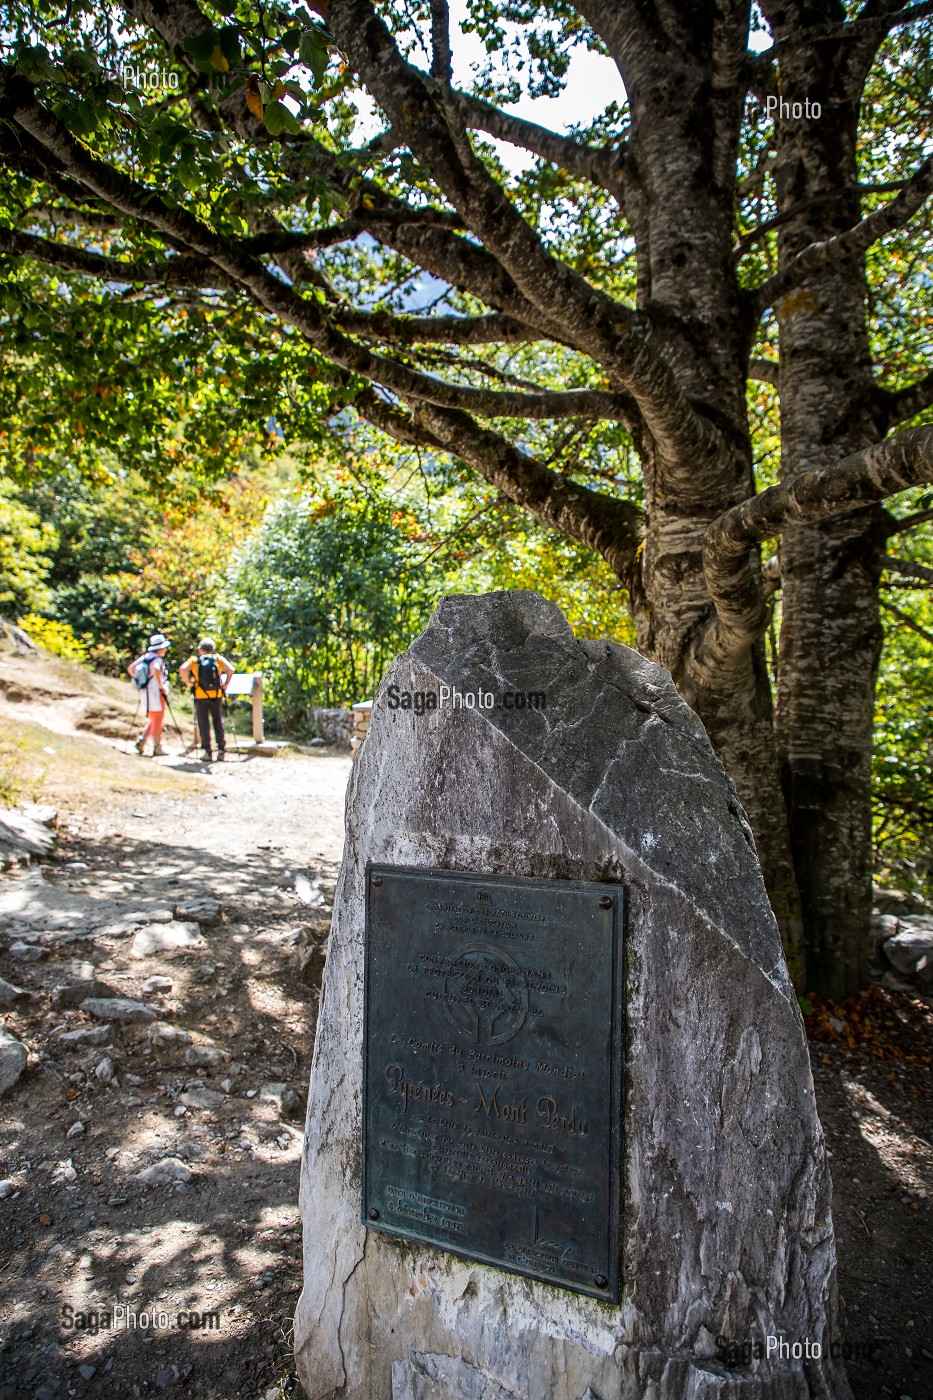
left=886, top=506, right=933, bottom=537
left=0, top=65, right=646, bottom=443
left=882, top=367, right=933, bottom=428
left=23, top=204, right=125, bottom=234
left=751, top=154, right=933, bottom=317
left=749, top=358, right=780, bottom=387
left=397, top=378, right=636, bottom=422
left=328, top=0, right=723, bottom=478
left=750, top=1, right=933, bottom=69
left=343, top=381, right=643, bottom=578
left=884, top=555, right=933, bottom=585
left=0, top=226, right=226, bottom=288
left=693, top=425, right=933, bottom=679
left=359, top=389, right=644, bottom=578
left=454, top=91, right=628, bottom=204
left=332, top=308, right=542, bottom=345
left=430, top=0, right=453, bottom=84
left=363, top=212, right=563, bottom=337
left=880, top=598, right=933, bottom=646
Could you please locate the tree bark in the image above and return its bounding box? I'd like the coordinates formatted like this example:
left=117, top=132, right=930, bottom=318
left=603, top=2, right=807, bottom=978
left=765, top=9, right=892, bottom=997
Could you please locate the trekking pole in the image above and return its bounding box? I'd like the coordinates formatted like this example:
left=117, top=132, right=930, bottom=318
left=164, top=692, right=193, bottom=756
left=121, top=695, right=142, bottom=750
left=224, top=692, right=244, bottom=760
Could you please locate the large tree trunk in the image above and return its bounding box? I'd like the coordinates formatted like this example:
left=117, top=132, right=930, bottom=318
left=616, top=7, right=806, bottom=980
left=770, top=24, right=889, bottom=998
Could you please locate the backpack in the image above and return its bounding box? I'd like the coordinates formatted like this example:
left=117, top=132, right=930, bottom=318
left=197, top=654, right=222, bottom=695
left=132, top=654, right=154, bottom=689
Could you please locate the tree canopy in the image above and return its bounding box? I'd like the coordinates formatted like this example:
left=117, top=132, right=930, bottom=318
left=1, top=0, right=932, bottom=995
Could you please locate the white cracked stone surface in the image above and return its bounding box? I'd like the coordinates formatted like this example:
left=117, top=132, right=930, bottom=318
left=295, top=592, right=851, bottom=1400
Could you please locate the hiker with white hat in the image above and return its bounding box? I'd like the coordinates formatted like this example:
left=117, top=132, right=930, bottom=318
left=127, top=632, right=171, bottom=756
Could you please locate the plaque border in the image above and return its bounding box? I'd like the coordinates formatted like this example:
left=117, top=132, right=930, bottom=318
left=361, top=863, right=626, bottom=1303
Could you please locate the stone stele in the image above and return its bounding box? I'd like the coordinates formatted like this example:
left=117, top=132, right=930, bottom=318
left=295, top=591, right=851, bottom=1400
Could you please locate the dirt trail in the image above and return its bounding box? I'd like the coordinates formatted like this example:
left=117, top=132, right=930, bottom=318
left=0, top=659, right=351, bottom=1400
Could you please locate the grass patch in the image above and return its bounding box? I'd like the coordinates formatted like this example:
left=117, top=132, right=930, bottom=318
left=0, top=713, right=201, bottom=813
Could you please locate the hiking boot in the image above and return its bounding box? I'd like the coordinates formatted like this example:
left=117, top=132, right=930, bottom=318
left=152, top=744, right=166, bottom=757
left=201, top=749, right=212, bottom=762
left=215, top=750, right=225, bottom=762
left=134, top=737, right=146, bottom=755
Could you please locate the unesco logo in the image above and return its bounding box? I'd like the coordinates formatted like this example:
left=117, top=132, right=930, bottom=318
left=443, top=942, right=529, bottom=1047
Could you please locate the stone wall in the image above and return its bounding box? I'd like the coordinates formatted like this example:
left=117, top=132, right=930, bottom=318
left=310, top=708, right=354, bottom=748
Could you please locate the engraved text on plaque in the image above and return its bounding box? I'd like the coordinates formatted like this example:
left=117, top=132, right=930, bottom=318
left=362, top=866, right=624, bottom=1300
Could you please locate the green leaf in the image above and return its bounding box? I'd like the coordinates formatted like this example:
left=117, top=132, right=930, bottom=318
left=64, top=49, right=102, bottom=78
left=263, top=100, right=300, bottom=137
left=217, top=25, right=242, bottom=67
left=15, top=43, right=54, bottom=83
left=299, top=29, right=329, bottom=87
left=183, top=30, right=220, bottom=74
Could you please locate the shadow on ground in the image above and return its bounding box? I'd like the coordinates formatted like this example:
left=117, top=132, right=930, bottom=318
left=0, top=826, right=337, bottom=1400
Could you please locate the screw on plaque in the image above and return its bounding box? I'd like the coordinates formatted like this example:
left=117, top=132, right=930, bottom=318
left=371, top=875, right=383, bottom=888
left=597, top=896, right=613, bottom=909
left=369, top=1207, right=380, bottom=1220
left=593, top=1274, right=608, bottom=1288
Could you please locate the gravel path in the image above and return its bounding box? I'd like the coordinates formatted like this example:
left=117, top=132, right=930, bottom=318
left=0, top=731, right=351, bottom=1400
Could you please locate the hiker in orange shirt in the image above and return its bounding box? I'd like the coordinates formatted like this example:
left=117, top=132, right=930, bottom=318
left=127, top=632, right=171, bottom=757
left=179, top=637, right=234, bottom=762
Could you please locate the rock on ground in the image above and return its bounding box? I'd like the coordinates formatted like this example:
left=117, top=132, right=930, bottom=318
left=0, top=808, right=55, bottom=863
left=173, top=897, right=222, bottom=926
left=883, top=920, right=933, bottom=982
left=129, top=921, right=204, bottom=958
left=50, top=977, right=115, bottom=1008
left=80, top=997, right=156, bottom=1024
left=0, top=1027, right=27, bottom=1095
left=0, top=976, right=30, bottom=1006
left=134, top=1157, right=192, bottom=1186
left=147, top=1023, right=191, bottom=1046
left=54, top=1024, right=111, bottom=1047
left=295, top=591, right=851, bottom=1400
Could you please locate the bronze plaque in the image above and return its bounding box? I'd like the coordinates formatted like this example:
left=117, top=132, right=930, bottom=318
left=362, top=866, right=624, bottom=1300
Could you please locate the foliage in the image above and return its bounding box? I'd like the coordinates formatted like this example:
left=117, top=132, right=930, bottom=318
left=0, top=478, right=57, bottom=615
left=0, top=730, right=39, bottom=806
left=2, top=0, right=933, bottom=996
left=874, top=517, right=933, bottom=904
left=15, top=462, right=269, bottom=673
left=432, top=495, right=637, bottom=646
left=224, top=468, right=442, bottom=720
left=17, top=612, right=87, bottom=662
left=112, top=471, right=270, bottom=670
